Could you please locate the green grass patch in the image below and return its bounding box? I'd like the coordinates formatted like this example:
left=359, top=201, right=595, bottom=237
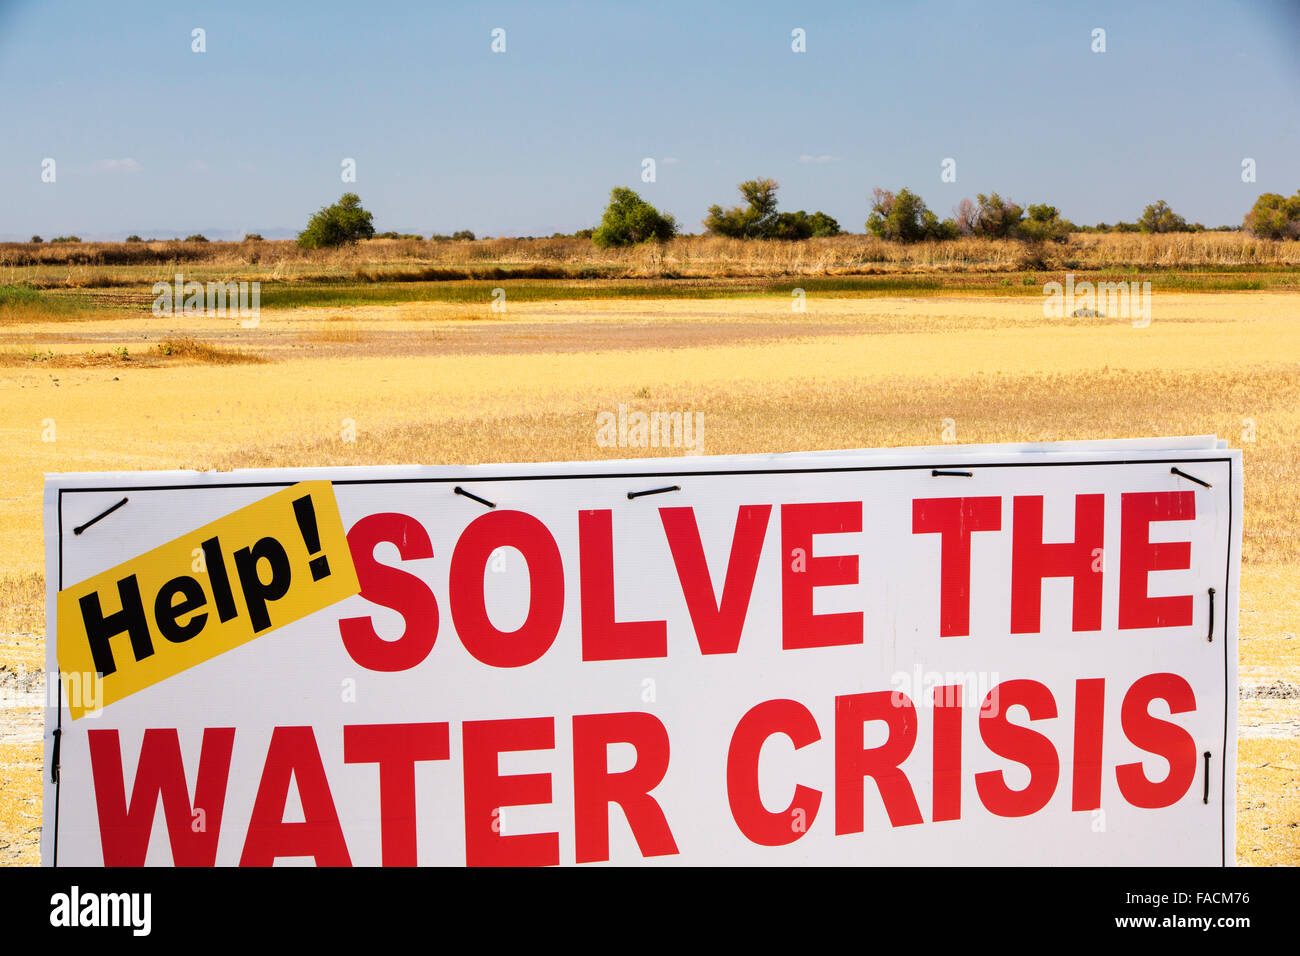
left=0, top=284, right=88, bottom=323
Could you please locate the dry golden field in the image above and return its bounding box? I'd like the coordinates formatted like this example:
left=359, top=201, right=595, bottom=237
left=0, top=280, right=1296, bottom=865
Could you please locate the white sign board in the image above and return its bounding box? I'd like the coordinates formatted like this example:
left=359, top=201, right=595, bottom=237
left=43, top=438, right=1241, bottom=865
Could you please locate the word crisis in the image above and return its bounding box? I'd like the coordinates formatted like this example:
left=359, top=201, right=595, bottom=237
left=85, top=672, right=1200, bottom=866
left=339, top=490, right=1199, bottom=670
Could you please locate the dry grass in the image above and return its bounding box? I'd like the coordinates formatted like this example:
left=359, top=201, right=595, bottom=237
left=4, top=232, right=1299, bottom=285
left=0, top=289, right=1295, bottom=865
left=302, top=319, right=368, bottom=344
left=0, top=337, right=263, bottom=367
left=0, top=349, right=136, bottom=368
left=154, top=336, right=265, bottom=364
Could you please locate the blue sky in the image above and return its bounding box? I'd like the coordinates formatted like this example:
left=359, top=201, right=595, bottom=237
left=1, top=0, right=1297, bottom=239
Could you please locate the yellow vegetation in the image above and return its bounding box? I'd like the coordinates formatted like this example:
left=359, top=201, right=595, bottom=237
left=0, top=289, right=1295, bottom=864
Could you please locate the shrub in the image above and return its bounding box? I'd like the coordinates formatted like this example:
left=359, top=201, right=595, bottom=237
left=1243, top=190, right=1300, bottom=240
left=124, top=234, right=144, bottom=243
left=297, top=192, right=376, bottom=248
left=50, top=235, right=81, bottom=243
left=973, top=193, right=1024, bottom=239
left=29, top=235, right=43, bottom=244
left=767, top=209, right=843, bottom=239
left=592, top=187, right=678, bottom=247
left=704, top=179, right=780, bottom=238
left=806, top=211, right=841, bottom=237
left=706, top=179, right=839, bottom=240
left=867, top=188, right=952, bottom=242
left=953, top=198, right=979, bottom=236
left=1137, top=200, right=1191, bottom=234
left=184, top=234, right=209, bottom=242
left=1016, top=203, right=1074, bottom=243
left=243, top=233, right=263, bottom=241
left=452, top=229, right=476, bottom=241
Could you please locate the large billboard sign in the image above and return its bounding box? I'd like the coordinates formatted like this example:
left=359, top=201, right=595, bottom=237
left=43, top=438, right=1240, bottom=865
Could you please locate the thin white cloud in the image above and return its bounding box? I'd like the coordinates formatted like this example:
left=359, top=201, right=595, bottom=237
left=799, top=154, right=839, bottom=164
left=93, top=158, right=141, bottom=173
left=661, top=157, right=681, bottom=165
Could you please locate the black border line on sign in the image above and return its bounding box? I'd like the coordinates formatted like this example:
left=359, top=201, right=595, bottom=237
left=53, top=493, right=62, bottom=866
left=1224, top=458, right=1233, bottom=866
left=53, top=455, right=1234, bottom=867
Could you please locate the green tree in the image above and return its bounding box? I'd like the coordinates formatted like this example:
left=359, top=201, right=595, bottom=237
left=29, top=235, right=43, bottom=244
left=1137, top=200, right=1190, bottom=234
left=806, top=211, right=841, bottom=237
left=867, top=188, right=929, bottom=241
left=704, top=178, right=782, bottom=238
left=1243, top=190, right=1300, bottom=239
left=297, top=192, right=376, bottom=248
left=973, top=192, right=1024, bottom=238
left=765, top=209, right=842, bottom=240
left=707, top=180, right=840, bottom=239
left=591, top=187, right=678, bottom=247
left=1016, top=203, right=1075, bottom=243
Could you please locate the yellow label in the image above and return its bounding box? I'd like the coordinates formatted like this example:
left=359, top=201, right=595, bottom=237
left=57, top=481, right=359, bottom=719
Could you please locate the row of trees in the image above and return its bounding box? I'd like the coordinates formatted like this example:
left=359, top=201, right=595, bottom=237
left=864, top=189, right=1075, bottom=243
left=26, top=187, right=1300, bottom=249
left=290, top=186, right=1300, bottom=249
left=594, top=183, right=1300, bottom=246
left=591, top=180, right=841, bottom=248
left=296, top=194, right=484, bottom=247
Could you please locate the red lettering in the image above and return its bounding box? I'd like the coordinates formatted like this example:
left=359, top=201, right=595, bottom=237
left=240, top=726, right=351, bottom=866
left=1072, top=678, right=1106, bottom=811
left=88, top=727, right=234, bottom=866
left=1119, top=491, right=1196, bottom=629
left=912, top=496, right=1002, bottom=637
left=932, top=685, right=962, bottom=822
left=462, top=717, right=558, bottom=866
left=781, top=502, right=863, bottom=650
left=579, top=510, right=667, bottom=661
left=835, top=691, right=923, bottom=832
left=450, top=510, right=565, bottom=668
left=343, top=722, right=450, bottom=866
left=659, top=504, right=771, bottom=655
left=975, top=679, right=1059, bottom=817
left=726, top=699, right=823, bottom=846
left=1116, top=672, right=1198, bottom=808
left=1011, top=494, right=1104, bottom=633
left=572, top=712, right=678, bottom=863
left=339, top=513, right=438, bottom=671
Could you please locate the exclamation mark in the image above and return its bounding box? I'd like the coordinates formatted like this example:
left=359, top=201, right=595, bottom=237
left=293, top=494, right=331, bottom=581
